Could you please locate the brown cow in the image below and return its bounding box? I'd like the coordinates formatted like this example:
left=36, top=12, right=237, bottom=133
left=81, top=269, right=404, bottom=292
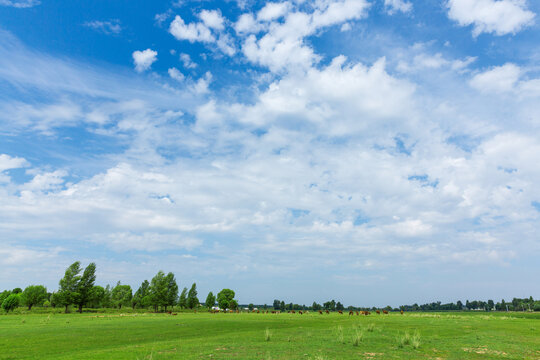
left=349, top=311, right=354, bottom=316
left=318, top=310, right=323, bottom=314
left=376, top=310, right=380, bottom=314
left=383, top=310, right=388, bottom=314
left=356, top=311, right=359, bottom=315
left=338, top=310, right=343, bottom=315
left=299, top=311, right=303, bottom=315
left=326, top=310, right=329, bottom=314
left=400, top=310, right=404, bottom=315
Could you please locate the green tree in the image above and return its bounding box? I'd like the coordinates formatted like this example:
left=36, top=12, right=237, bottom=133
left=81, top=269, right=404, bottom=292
left=74, top=262, right=97, bottom=313
left=57, top=261, right=82, bottom=313
left=187, top=283, right=199, bottom=309
left=132, top=280, right=150, bottom=309
left=112, top=282, right=132, bottom=309
left=1, top=294, right=20, bottom=313
left=178, top=287, right=188, bottom=309
left=12, top=288, right=22, bottom=294
left=205, top=292, right=216, bottom=309
left=165, top=273, right=178, bottom=311
left=21, top=285, right=47, bottom=310
left=336, top=302, right=344, bottom=311
left=217, top=289, right=235, bottom=310
left=88, top=286, right=105, bottom=308
left=149, top=271, right=168, bottom=312
left=248, top=303, right=254, bottom=311
left=0, top=290, right=12, bottom=306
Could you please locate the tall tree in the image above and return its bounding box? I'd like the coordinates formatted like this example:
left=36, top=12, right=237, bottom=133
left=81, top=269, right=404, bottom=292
left=187, top=283, right=199, bottom=309
left=112, top=282, right=132, bottom=309
left=1, top=294, right=20, bottom=313
left=57, top=261, right=82, bottom=313
left=217, top=289, right=235, bottom=310
left=205, top=292, right=216, bottom=309
left=149, top=271, right=168, bottom=312
left=165, top=273, right=178, bottom=311
left=74, top=262, right=97, bottom=313
left=21, top=285, right=47, bottom=310
left=178, top=287, right=188, bottom=309
left=132, top=280, right=150, bottom=309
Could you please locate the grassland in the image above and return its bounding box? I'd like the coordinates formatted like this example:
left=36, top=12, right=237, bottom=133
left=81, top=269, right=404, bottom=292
left=1, top=311, right=539, bottom=359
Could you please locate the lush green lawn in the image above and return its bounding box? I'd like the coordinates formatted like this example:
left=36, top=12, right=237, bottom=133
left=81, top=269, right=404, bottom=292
left=1, top=311, right=539, bottom=359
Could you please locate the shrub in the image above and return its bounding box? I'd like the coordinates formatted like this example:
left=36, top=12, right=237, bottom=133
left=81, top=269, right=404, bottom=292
left=367, top=323, right=375, bottom=332
left=411, top=330, right=421, bottom=349
left=264, top=328, right=272, bottom=341
left=2, top=294, right=20, bottom=313
left=352, top=329, right=364, bottom=346
left=335, top=325, right=344, bottom=344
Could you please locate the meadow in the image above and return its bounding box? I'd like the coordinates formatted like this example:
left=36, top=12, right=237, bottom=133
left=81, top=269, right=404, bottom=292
left=1, top=311, right=539, bottom=359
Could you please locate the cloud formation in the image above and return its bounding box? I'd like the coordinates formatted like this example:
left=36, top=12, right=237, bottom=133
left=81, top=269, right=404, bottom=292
left=447, top=0, right=535, bottom=36
left=132, top=49, right=158, bottom=72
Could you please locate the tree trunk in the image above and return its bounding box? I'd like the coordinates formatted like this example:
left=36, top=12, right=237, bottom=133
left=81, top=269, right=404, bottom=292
left=65, top=305, right=69, bottom=313
left=78, top=304, right=83, bottom=313
left=28, top=304, right=32, bottom=310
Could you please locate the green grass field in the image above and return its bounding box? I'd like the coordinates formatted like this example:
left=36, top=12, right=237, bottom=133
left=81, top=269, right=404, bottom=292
left=1, top=311, right=539, bottom=359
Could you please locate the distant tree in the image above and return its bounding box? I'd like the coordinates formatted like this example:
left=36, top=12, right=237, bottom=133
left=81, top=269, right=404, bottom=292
left=336, top=302, right=344, bottom=311
left=1, top=294, right=20, bottom=313
left=264, top=304, right=267, bottom=310
left=487, top=300, right=495, bottom=311
left=0, top=290, right=12, bottom=306
left=217, top=289, right=235, bottom=310
left=73, top=262, right=97, bottom=313
left=456, top=300, right=463, bottom=309
left=280, top=301, right=285, bottom=310
left=248, top=303, right=254, bottom=311
left=165, top=273, right=179, bottom=311
left=312, top=302, right=321, bottom=311
left=178, top=287, right=188, bottom=309
left=21, top=285, right=47, bottom=310
left=88, top=286, right=105, bottom=308
left=149, top=271, right=168, bottom=312
left=205, top=292, right=216, bottom=309
left=132, top=280, right=150, bottom=309
left=57, top=261, right=82, bottom=313
left=102, top=285, right=113, bottom=308
left=273, top=299, right=281, bottom=310
left=229, top=299, right=238, bottom=310
left=187, top=283, right=199, bottom=309
left=111, top=282, right=132, bottom=309
left=12, top=288, right=22, bottom=294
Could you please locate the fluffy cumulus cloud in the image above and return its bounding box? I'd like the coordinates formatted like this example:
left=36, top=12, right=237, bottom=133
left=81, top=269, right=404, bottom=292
left=132, top=49, right=158, bottom=72
left=470, top=63, right=540, bottom=97
left=447, top=0, right=535, bottom=36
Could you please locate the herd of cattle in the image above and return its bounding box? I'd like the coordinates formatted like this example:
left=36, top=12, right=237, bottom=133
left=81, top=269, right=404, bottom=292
left=209, top=309, right=405, bottom=315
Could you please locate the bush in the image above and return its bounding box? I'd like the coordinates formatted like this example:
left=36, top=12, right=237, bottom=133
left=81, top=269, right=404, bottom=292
left=2, top=294, right=20, bottom=313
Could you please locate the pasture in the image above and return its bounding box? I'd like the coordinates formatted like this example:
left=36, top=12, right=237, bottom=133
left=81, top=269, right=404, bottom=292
left=1, top=311, right=539, bottom=359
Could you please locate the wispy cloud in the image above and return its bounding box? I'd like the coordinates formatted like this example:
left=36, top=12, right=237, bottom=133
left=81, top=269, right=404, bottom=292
left=83, top=19, right=123, bottom=35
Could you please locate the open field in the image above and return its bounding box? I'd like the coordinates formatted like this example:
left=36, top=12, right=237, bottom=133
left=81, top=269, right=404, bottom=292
left=1, top=311, right=539, bottom=359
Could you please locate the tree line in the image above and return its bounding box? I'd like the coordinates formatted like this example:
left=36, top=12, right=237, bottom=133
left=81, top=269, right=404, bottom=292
left=2, top=262, right=539, bottom=313
left=0, top=261, right=237, bottom=313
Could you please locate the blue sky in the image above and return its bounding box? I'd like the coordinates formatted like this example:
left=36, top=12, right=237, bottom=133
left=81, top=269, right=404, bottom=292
left=1, top=0, right=540, bottom=307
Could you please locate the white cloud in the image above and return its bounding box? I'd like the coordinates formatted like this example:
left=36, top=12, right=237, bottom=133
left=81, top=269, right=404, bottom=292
left=257, top=2, right=291, bottom=21
left=192, top=71, right=213, bottom=94
left=169, top=15, right=215, bottom=43
left=447, top=0, right=535, bottom=36
left=235, top=13, right=263, bottom=34
left=469, top=63, right=540, bottom=97
left=132, top=49, right=158, bottom=72
left=199, top=9, right=225, bottom=30
left=180, top=53, right=197, bottom=69
left=384, top=0, right=413, bottom=15
left=470, top=63, right=521, bottom=93
left=168, top=67, right=185, bottom=82
left=0, top=154, right=28, bottom=173
left=83, top=20, right=122, bottom=35
left=0, top=0, right=39, bottom=8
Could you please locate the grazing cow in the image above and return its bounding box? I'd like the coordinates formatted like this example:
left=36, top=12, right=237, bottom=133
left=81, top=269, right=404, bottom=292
left=356, top=311, right=359, bottom=316
left=318, top=310, right=323, bottom=314
left=338, top=310, right=343, bottom=315
left=376, top=310, right=380, bottom=314
left=383, top=310, right=388, bottom=314
left=299, top=311, right=303, bottom=315
left=172, top=313, right=177, bottom=316
left=349, top=311, right=354, bottom=316
left=365, top=311, right=370, bottom=316
left=400, top=310, right=404, bottom=315
left=326, top=310, right=329, bottom=314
